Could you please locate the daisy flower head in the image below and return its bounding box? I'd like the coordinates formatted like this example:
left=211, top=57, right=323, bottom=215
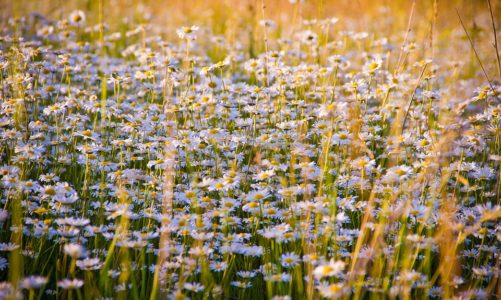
left=177, top=26, right=199, bottom=40
left=64, top=243, right=87, bottom=258
left=68, top=10, right=86, bottom=27
left=317, top=281, right=349, bottom=298
left=313, top=260, right=346, bottom=279
left=280, top=252, right=300, bottom=268
left=58, top=278, right=84, bottom=289
left=20, top=276, right=48, bottom=289
left=299, top=30, right=318, bottom=45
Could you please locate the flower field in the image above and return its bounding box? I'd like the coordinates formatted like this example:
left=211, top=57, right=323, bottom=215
left=0, top=0, right=500, bottom=299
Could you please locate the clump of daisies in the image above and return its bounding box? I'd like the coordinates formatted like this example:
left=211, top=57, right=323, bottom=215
left=0, top=4, right=500, bottom=300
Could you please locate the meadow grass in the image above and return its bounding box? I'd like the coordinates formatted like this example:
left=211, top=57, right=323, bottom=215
left=0, top=0, right=500, bottom=299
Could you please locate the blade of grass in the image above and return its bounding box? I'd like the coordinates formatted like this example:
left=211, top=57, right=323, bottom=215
left=456, top=8, right=496, bottom=93
left=486, top=0, right=501, bottom=77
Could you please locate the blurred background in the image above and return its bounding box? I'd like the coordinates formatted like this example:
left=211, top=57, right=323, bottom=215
left=1, top=0, right=500, bottom=80
left=1, top=0, right=498, bottom=34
